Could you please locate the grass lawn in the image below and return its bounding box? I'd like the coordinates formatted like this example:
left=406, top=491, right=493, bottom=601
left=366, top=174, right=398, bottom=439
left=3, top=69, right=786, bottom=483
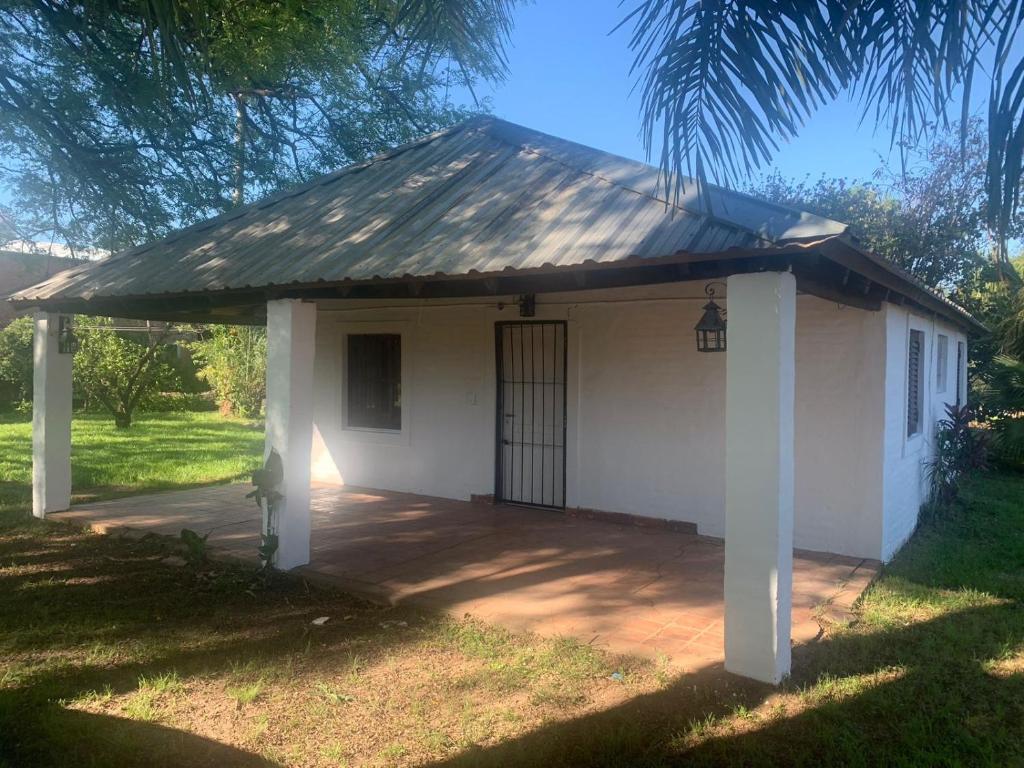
left=0, top=412, right=264, bottom=516
left=1, top=466, right=1023, bottom=766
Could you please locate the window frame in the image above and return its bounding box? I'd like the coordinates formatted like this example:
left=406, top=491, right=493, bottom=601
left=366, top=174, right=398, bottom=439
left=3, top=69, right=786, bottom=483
left=936, top=333, right=949, bottom=393
left=337, top=321, right=411, bottom=446
left=345, top=333, right=402, bottom=432
left=906, top=328, right=926, bottom=440
left=956, top=340, right=966, bottom=406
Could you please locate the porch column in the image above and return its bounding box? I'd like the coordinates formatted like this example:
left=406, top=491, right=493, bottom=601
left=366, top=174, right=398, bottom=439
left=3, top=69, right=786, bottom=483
left=264, top=299, right=317, bottom=570
left=724, top=271, right=796, bottom=684
left=32, top=311, right=73, bottom=518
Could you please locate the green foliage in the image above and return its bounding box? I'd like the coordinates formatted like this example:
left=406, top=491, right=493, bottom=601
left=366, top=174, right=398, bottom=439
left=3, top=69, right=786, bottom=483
left=748, top=124, right=993, bottom=290
left=0, top=1, right=515, bottom=250
left=627, top=1, right=1024, bottom=265
left=0, top=316, right=33, bottom=411
left=977, top=355, right=1024, bottom=467
left=72, top=319, right=181, bottom=428
left=179, top=528, right=210, bottom=566
left=189, top=326, right=266, bottom=418
left=925, top=404, right=988, bottom=509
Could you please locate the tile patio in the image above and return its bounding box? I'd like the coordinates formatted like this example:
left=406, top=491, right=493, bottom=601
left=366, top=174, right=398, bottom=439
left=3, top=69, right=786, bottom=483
left=53, top=484, right=879, bottom=670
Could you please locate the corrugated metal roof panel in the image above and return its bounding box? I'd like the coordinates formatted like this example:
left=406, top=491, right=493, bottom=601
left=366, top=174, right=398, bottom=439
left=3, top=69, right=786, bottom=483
left=11, top=117, right=848, bottom=304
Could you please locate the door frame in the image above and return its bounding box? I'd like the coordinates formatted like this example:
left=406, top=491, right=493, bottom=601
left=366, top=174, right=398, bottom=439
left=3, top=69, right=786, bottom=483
left=493, top=320, right=568, bottom=509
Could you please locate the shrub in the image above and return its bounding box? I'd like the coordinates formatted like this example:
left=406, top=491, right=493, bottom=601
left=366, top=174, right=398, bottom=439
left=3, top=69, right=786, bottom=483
left=189, top=326, right=266, bottom=418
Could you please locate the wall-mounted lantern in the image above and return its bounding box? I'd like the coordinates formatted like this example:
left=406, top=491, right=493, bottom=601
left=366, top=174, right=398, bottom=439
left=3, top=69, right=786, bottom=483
left=695, top=283, right=727, bottom=353
left=58, top=315, right=78, bottom=355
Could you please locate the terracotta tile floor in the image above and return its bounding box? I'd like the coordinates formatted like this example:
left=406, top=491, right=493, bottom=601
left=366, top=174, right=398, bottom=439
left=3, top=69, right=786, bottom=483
left=53, top=484, right=879, bottom=670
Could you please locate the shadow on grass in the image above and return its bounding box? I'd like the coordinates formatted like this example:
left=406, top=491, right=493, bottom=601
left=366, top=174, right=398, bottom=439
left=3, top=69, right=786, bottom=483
left=422, top=599, right=1024, bottom=767
left=0, top=520, right=426, bottom=768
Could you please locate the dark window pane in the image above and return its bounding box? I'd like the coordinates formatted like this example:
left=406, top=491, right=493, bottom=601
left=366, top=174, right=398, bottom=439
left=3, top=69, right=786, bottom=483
left=347, top=334, right=401, bottom=430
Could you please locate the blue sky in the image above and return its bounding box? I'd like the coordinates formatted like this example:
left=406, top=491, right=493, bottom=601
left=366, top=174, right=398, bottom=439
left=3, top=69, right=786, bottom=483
left=463, top=1, right=914, bottom=185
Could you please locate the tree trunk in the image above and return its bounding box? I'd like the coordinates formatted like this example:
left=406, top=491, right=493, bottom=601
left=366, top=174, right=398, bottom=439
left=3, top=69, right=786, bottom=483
left=232, top=93, right=247, bottom=207
left=114, top=410, right=132, bottom=429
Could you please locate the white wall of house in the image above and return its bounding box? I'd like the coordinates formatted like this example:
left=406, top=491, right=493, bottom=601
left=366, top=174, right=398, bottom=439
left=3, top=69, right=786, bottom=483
left=880, top=305, right=968, bottom=560
left=308, top=283, right=967, bottom=562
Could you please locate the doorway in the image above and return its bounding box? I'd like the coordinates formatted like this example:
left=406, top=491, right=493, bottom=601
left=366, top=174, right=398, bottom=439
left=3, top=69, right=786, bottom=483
left=495, top=321, right=567, bottom=508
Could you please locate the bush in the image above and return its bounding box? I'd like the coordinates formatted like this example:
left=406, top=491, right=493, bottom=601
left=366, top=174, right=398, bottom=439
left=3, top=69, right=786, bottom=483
left=0, top=316, right=33, bottom=411
left=189, top=326, right=266, bottom=418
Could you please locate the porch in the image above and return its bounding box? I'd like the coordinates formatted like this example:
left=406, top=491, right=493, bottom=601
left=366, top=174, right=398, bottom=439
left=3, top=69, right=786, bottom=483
left=52, top=484, right=878, bottom=669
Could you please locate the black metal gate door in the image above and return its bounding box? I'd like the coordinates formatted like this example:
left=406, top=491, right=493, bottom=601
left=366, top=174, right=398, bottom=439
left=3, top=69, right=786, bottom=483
left=495, top=321, right=567, bottom=508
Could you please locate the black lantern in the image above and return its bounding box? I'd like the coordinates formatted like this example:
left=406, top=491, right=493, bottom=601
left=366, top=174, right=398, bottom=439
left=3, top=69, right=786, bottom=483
left=57, top=315, right=78, bottom=355
left=694, top=283, right=727, bottom=352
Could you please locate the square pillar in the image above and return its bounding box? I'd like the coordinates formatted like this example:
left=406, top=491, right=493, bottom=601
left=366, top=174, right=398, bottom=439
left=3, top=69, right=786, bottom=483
left=264, top=299, right=317, bottom=570
left=724, top=271, right=796, bottom=684
left=32, top=311, right=73, bottom=518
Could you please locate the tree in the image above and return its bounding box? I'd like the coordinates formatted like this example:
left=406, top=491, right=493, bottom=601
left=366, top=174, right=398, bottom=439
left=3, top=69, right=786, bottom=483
left=747, top=123, right=994, bottom=289
left=73, top=319, right=181, bottom=428
left=0, top=1, right=516, bottom=250
left=0, top=316, right=33, bottom=410
left=189, top=326, right=267, bottom=419
left=625, top=0, right=1024, bottom=271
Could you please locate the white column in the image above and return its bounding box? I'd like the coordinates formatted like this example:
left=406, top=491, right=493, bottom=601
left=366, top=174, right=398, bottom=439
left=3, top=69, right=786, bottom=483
left=32, top=311, right=73, bottom=518
left=724, top=271, right=796, bottom=684
left=264, top=299, right=317, bottom=570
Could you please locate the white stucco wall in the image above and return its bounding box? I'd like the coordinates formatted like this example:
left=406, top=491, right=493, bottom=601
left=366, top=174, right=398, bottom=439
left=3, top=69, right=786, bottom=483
left=794, top=300, right=886, bottom=559
left=879, top=305, right=968, bottom=560
left=308, top=284, right=952, bottom=560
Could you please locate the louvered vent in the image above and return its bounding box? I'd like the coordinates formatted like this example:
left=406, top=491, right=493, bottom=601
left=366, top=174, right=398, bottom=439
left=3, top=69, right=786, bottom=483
left=907, top=330, right=924, bottom=436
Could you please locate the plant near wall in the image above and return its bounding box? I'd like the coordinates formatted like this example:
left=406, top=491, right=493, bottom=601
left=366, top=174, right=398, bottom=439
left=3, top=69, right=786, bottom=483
left=247, top=449, right=283, bottom=569
left=926, top=403, right=988, bottom=509
left=189, top=326, right=267, bottom=418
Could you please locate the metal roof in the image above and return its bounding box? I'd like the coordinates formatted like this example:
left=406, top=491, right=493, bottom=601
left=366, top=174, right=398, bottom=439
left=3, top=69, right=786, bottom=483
left=10, top=117, right=849, bottom=304
left=8, top=116, right=981, bottom=332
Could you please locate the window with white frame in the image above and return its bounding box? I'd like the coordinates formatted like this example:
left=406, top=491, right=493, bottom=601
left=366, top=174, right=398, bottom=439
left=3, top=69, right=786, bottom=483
left=907, top=329, right=925, bottom=437
left=936, top=334, right=949, bottom=392
left=346, top=334, right=402, bottom=430
left=956, top=340, right=966, bottom=405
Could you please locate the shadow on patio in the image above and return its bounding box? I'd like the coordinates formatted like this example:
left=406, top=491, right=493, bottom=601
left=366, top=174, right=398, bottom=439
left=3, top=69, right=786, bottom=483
left=55, top=484, right=878, bottom=668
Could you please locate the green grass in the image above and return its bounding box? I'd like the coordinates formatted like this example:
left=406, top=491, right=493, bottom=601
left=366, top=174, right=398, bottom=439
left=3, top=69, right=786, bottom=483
left=0, top=412, right=264, bottom=516
left=0, top=469, right=1022, bottom=766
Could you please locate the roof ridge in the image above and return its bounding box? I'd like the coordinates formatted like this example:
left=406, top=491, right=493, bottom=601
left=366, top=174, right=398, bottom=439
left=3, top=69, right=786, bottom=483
left=470, top=117, right=848, bottom=243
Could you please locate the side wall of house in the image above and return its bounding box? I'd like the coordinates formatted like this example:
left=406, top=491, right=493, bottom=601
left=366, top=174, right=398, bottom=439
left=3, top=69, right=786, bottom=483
left=308, top=286, right=889, bottom=559
left=880, top=305, right=969, bottom=560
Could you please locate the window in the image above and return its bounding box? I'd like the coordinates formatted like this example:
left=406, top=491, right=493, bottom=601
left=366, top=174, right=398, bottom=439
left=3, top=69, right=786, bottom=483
left=346, top=334, right=401, bottom=430
left=907, top=329, right=924, bottom=437
left=956, top=341, right=966, bottom=405
left=936, top=334, right=949, bottom=392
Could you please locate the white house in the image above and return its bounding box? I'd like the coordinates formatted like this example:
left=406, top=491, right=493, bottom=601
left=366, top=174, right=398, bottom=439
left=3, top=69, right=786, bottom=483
left=9, top=117, right=981, bottom=684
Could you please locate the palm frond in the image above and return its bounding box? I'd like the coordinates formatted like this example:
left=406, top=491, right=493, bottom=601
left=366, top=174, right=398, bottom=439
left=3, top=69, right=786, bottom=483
left=626, top=0, right=848, bottom=205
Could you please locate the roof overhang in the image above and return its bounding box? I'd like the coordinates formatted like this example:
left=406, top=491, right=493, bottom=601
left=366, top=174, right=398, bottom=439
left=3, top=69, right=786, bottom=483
left=7, top=236, right=984, bottom=334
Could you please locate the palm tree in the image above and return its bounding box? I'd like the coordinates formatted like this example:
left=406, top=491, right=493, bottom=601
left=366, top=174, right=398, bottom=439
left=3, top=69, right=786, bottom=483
left=624, top=0, right=1024, bottom=274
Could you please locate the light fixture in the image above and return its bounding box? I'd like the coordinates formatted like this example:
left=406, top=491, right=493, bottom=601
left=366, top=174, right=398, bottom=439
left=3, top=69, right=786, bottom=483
left=58, top=315, right=78, bottom=355
left=694, top=283, right=726, bottom=352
